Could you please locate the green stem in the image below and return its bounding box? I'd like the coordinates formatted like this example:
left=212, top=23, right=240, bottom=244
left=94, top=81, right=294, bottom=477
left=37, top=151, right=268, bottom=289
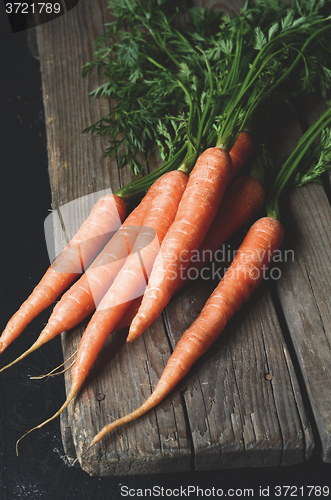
left=216, top=21, right=331, bottom=150
left=248, top=26, right=331, bottom=119
left=151, top=27, right=183, bottom=70
left=267, top=106, right=331, bottom=220
left=115, top=142, right=189, bottom=200
left=194, top=50, right=214, bottom=152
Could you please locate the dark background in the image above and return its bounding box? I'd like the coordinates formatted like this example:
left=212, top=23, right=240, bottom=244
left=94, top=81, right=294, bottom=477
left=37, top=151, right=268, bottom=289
left=0, top=4, right=331, bottom=499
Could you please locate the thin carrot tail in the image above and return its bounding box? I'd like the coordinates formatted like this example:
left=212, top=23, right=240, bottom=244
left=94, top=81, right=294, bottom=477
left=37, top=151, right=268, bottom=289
left=16, top=383, right=79, bottom=456
left=0, top=340, right=42, bottom=373
left=80, top=347, right=190, bottom=456
left=81, top=403, right=154, bottom=457
left=0, top=326, right=55, bottom=373
left=29, top=349, right=78, bottom=380
left=80, top=339, right=194, bottom=456
left=80, top=377, right=173, bottom=458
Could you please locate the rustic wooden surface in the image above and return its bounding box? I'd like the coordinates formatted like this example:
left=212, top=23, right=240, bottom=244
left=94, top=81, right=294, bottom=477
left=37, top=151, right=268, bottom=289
left=268, top=97, right=331, bottom=464
left=34, top=0, right=331, bottom=476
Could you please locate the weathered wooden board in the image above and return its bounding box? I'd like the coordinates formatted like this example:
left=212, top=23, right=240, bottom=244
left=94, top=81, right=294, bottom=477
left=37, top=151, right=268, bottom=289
left=276, top=184, right=331, bottom=462
left=266, top=98, right=331, bottom=463
left=33, top=0, right=331, bottom=476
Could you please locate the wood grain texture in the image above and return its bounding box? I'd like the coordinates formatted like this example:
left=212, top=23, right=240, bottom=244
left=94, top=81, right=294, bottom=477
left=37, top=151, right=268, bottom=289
left=267, top=99, right=331, bottom=463
left=277, top=183, right=331, bottom=462
left=165, top=269, right=313, bottom=469
left=34, top=0, right=326, bottom=476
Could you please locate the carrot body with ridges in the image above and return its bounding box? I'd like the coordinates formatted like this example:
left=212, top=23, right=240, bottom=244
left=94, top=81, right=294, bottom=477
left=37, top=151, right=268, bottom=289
left=39, top=134, right=253, bottom=341
left=14, top=171, right=188, bottom=442
left=84, top=216, right=284, bottom=452
left=176, top=175, right=265, bottom=290
left=120, top=135, right=256, bottom=334
left=129, top=147, right=232, bottom=340
left=40, top=184, right=155, bottom=335
left=0, top=194, right=126, bottom=355
left=123, top=175, right=264, bottom=336
left=71, top=170, right=188, bottom=392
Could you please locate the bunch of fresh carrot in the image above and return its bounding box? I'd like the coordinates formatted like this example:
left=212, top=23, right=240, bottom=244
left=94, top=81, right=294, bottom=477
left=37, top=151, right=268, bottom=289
left=80, top=104, right=331, bottom=457
left=1, top=0, right=331, bottom=458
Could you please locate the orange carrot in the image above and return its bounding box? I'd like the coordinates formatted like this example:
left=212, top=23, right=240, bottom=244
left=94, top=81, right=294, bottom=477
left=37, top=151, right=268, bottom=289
left=177, top=133, right=255, bottom=289
left=82, top=216, right=284, bottom=453
left=128, top=147, right=232, bottom=341
left=0, top=175, right=164, bottom=372
left=114, top=295, right=143, bottom=331
left=173, top=175, right=265, bottom=292
left=228, top=131, right=254, bottom=183
left=15, top=170, right=188, bottom=446
left=0, top=194, right=126, bottom=355
left=1, top=134, right=254, bottom=368
left=122, top=175, right=264, bottom=335
left=68, top=170, right=187, bottom=389
left=117, top=134, right=255, bottom=334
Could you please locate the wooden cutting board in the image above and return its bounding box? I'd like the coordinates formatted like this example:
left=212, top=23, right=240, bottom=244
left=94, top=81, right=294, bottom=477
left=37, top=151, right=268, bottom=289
left=34, top=0, right=331, bottom=476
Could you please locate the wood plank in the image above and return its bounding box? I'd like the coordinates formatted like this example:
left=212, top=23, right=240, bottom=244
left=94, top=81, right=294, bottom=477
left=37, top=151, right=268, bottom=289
left=36, top=0, right=119, bottom=207
left=276, top=183, right=331, bottom=462
left=267, top=97, right=331, bottom=462
left=35, top=0, right=319, bottom=475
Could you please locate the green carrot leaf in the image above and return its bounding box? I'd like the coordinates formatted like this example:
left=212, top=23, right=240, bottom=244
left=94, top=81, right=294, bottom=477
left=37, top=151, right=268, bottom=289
left=295, top=126, right=331, bottom=185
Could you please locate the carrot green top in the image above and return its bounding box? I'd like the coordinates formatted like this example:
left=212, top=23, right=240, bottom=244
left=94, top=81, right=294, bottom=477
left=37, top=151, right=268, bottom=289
left=266, top=104, right=331, bottom=221
left=83, top=0, right=331, bottom=201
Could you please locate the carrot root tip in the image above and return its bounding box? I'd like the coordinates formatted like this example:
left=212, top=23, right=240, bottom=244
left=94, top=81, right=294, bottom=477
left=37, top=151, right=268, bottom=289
left=128, top=317, right=144, bottom=341
left=15, top=385, right=79, bottom=455
left=0, top=341, right=5, bottom=355
left=0, top=338, right=43, bottom=373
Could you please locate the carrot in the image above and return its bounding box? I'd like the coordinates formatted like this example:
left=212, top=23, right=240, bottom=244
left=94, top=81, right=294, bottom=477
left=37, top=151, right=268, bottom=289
left=128, top=147, right=232, bottom=341
left=0, top=174, right=165, bottom=372
left=228, top=131, right=254, bottom=183
left=82, top=216, right=284, bottom=453
left=15, top=170, right=188, bottom=448
left=67, top=170, right=187, bottom=385
left=173, top=175, right=265, bottom=291
left=185, top=134, right=256, bottom=281
left=122, top=175, right=264, bottom=336
left=0, top=194, right=126, bottom=355
left=81, top=102, right=331, bottom=453
left=113, top=295, right=143, bottom=331
left=117, top=134, right=255, bottom=333
left=1, top=132, right=252, bottom=370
